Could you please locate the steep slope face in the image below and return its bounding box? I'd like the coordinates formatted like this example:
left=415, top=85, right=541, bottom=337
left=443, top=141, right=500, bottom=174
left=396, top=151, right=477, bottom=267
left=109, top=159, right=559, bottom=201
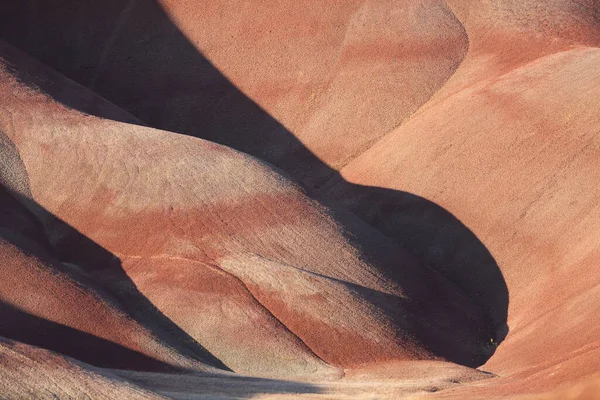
left=0, top=214, right=210, bottom=373
left=0, top=335, right=493, bottom=400
left=427, top=0, right=600, bottom=103
left=156, top=0, right=469, bottom=181
left=0, top=128, right=219, bottom=373
left=323, top=1, right=600, bottom=396
left=0, top=0, right=468, bottom=186
left=0, top=41, right=496, bottom=377
left=0, top=337, right=163, bottom=400
left=1, top=1, right=599, bottom=398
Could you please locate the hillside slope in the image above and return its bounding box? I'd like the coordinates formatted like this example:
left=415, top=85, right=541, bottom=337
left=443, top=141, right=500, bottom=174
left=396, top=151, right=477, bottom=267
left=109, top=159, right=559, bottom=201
left=0, top=1, right=599, bottom=399
left=0, top=41, right=494, bottom=379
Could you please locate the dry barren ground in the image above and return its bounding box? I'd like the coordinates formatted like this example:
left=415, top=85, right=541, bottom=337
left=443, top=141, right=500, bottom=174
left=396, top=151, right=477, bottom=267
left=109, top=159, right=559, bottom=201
left=0, top=1, right=599, bottom=399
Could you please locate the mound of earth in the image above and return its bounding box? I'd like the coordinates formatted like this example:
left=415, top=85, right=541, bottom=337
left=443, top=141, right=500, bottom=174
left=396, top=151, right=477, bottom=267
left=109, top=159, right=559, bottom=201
left=0, top=1, right=599, bottom=399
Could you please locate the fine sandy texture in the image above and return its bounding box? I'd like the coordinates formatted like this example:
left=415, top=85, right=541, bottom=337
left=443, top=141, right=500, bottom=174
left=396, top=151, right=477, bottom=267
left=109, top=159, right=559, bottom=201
left=0, top=1, right=599, bottom=399
left=0, top=41, right=493, bottom=377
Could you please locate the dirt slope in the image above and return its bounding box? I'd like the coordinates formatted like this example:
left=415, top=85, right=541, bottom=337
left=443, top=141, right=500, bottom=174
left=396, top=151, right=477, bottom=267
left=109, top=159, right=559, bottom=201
left=0, top=1, right=599, bottom=399
left=0, top=41, right=495, bottom=380
left=0, top=0, right=469, bottom=186
left=0, top=337, right=163, bottom=400
left=322, top=0, right=600, bottom=397
left=0, top=122, right=218, bottom=373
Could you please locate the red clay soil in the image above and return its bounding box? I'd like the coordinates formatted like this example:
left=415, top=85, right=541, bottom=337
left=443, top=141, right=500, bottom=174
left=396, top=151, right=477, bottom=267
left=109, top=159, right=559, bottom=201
left=0, top=127, right=218, bottom=374
left=0, top=0, right=469, bottom=186
left=324, top=1, right=600, bottom=397
left=0, top=41, right=493, bottom=375
left=0, top=337, right=162, bottom=400
left=0, top=1, right=599, bottom=399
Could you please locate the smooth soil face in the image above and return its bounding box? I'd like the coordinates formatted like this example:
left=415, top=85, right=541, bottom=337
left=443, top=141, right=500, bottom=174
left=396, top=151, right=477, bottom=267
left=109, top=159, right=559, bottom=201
left=0, top=1, right=599, bottom=399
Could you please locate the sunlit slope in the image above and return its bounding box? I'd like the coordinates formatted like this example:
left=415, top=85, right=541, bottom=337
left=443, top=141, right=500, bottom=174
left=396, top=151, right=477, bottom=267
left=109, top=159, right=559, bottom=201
left=0, top=0, right=469, bottom=186
left=324, top=1, right=600, bottom=396
left=0, top=41, right=494, bottom=378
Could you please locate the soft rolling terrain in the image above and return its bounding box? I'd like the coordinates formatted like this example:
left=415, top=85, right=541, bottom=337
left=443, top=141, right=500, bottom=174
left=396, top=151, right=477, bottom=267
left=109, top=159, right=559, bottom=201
left=0, top=1, right=599, bottom=399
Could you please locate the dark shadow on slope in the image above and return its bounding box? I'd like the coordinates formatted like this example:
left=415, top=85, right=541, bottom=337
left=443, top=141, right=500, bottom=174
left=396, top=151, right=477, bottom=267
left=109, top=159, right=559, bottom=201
left=0, top=130, right=230, bottom=372
left=8, top=194, right=231, bottom=373
left=0, top=43, right=141, bottom=126
left=320, top=184, right=510, bottom=348
left=118, top=371, right=324, bottom=398
left=0, top=0, right=508, bottom=367
left=0, top=0, right=329, bottom=187
left=0, top=301, right=177, bottom=372
left=0, top=189, right=321, bottom=396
